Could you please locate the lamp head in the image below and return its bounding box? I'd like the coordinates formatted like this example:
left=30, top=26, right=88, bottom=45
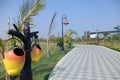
left=63, top=20, right=69, bottom=25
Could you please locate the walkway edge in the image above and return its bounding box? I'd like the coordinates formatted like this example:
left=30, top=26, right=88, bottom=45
left=48, top=46, right=77, bottom=80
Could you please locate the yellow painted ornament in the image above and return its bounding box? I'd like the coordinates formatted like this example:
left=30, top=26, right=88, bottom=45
left=3, top=47, right=25, bottom=76
left=31, top=44, right=42, bottom=62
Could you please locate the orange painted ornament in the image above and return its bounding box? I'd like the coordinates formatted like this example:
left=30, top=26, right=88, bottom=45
left=3, top=47, right=25, bottom=76
left=31, top=44, right=42, bottom=62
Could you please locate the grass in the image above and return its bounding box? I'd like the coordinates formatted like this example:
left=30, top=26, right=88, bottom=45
left=0, top=43, right=74, bottom=80
left=0, top=54, right=6, bottom=80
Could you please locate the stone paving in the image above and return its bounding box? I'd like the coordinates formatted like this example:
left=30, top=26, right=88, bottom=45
left=48, top=45, right=120, bottom=80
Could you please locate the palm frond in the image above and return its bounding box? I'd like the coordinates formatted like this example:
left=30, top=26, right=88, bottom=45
left=0, top=39, right=5, bottom=58
left=48, top=12, right=57, bottom=39
left=18, top=0, right=45, bottom=31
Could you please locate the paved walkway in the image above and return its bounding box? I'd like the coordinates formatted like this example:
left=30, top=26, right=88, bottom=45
left=48, top=45, right=120, bottom=80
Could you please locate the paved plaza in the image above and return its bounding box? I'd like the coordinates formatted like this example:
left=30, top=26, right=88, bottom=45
left=48, top=45, right=120, bottom=80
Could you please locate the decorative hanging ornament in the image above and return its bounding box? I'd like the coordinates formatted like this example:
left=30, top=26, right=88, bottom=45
left=31, top=39, right=42, bottom=62
left=3, top=37, right=25, bottom=76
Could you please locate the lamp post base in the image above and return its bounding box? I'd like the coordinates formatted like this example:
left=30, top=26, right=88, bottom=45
left=60, top=50, right=65, bottom=54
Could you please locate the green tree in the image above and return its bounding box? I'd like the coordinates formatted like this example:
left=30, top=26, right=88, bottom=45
left=50, top=35, right=57, bottom=43
left=64, top=29, right=78, bottom=48
left=57, top=37, right=63, bottom=51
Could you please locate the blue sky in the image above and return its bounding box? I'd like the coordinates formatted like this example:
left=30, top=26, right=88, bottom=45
left=0, top=0, right=120, bottom=39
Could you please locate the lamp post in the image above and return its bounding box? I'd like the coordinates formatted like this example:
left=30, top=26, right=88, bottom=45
left=96, top=29, right=99, bottom=45
left=61, top=15, right=69, bottom=54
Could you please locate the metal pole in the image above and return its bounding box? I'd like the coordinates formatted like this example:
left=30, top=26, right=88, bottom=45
left=61, top=17, right=65, bottom=53
left=96, top=29, right=99, bottom=45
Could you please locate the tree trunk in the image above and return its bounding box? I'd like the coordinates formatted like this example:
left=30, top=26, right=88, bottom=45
left=20, top=41, right=32, bottom=80
left=20, top=22, right=32, bottom=80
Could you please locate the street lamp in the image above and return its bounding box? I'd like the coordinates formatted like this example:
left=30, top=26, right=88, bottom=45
left=61, top=15, right=69, bottom=54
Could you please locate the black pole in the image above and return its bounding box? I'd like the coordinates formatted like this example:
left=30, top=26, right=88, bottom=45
left=61, top=17, right=65, bottom=54
left=97, top=32, right=99, bottom=45
left=20, top=22, right=33, bottom=80
left=96, top=30, right=99, bottom=45
left=61, top=15, right=69, bottom=53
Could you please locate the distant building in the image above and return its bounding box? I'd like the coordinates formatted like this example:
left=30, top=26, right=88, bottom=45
left=90, top=34, right=97, bottom=38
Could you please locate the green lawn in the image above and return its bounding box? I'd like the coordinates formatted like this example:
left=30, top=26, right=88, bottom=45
left=0, top=43, right=74, bottom=80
